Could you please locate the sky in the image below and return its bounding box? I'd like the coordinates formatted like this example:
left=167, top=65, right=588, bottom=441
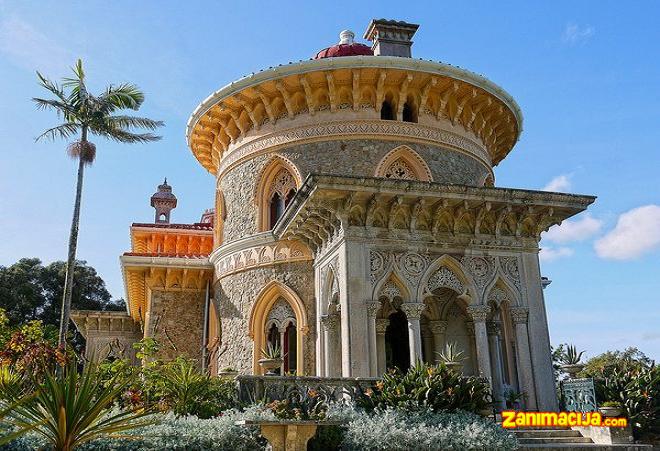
left=0, top=1, right=658, bottom=360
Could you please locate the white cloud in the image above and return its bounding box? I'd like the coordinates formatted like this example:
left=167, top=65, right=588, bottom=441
left=0, top=15, right=74, bottom=74
left=562, top=23, right=595, bottom=45
left=595, top=205, right=660, bottom=260
left=543, top=174, right=572, bottom=192
left=543, top=214, right=603, bottom=243
left=539, top=246, right=574, bottom=262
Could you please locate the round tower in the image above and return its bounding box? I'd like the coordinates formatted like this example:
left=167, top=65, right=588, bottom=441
left=150, top=178, right=177, bottom=223
left=183, top=21, right=593, bottom=403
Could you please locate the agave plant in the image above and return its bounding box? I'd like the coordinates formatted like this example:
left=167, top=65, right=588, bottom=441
left=260, top=341, right=284, bottom=360
left=560, top=345, right=585, bottom=365
left=436, top=341, right=466, bottom=363
left=0, top=360, right=153, bottom=450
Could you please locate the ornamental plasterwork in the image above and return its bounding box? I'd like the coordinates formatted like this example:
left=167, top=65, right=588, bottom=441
left=384, top=158, right=417, bottom=180
left=215, top=241, right=312, bottom=278
left=216, top=120, right=490, bottom=178
left=466, top=304, right=491, bottom=322
left=379, top=280, right=403, bottom=301
left=269, top=169, right=296, bottom=198
left=426, top=267, right=464, bottom=294
left=487, top=286, right=508, bottom=305
left=461, top=256, right=496, bottom=292
left=498, top=256, right=521, bottom=291
left=266, top=298, right=296, bottom=330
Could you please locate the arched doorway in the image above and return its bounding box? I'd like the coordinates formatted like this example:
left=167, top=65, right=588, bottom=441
left=265, top=298, right=298, bottom=375
left=385, top=309, right=410, bottom=371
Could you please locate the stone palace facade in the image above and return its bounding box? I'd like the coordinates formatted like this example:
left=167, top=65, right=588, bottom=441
left=72, top=19, right=595, bottom=411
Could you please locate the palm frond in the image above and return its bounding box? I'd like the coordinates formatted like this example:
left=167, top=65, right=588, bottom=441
left=106, top=115, right=164, bottom=131
left=32, top=98, right=77, bottom=118
left=96, top=127, right=162, bottom=143
left=35, top=72, right=68, bottom=103
left=99, top=84, right=145, bottom=110
left=35, top=123, right=81, bottom=142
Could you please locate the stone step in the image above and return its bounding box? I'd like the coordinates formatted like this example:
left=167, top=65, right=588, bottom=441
left=518, top=445, right=652, bottom=451
left=515, top=430, right=584, bottom=438
left=518, top=437, right=594, bottom=445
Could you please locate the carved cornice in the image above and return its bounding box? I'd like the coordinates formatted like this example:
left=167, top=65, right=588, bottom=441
left=274, top=175, right=595, bottom=254
left=216, top=120, right=490, bottom=178
left=187, top=57, right=522, bottom=174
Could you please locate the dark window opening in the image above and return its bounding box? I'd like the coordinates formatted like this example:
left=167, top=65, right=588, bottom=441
left=402, top=102, right=417, bottom=123
left=381, top=101, right=395, bottom=120
left=269, top=192, right=284, bottom=229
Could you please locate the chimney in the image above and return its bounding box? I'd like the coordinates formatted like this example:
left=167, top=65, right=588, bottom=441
left=364, top=19, right=420, bottom=58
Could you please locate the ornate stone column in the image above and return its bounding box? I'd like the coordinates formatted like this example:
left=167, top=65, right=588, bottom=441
left=428, top=320, right=447, bottom=363
left=510, top=306, right=538, bottom=410
left=375, top=318, right=389, bottom=375
left=487, top=321, right=505, bottom=410
left=466, top=305, right=492, bottom=381
left=400, top=303, right=426, bottom=364
left=365, top=301, right=381, bottom=376
left=320, top=314, right=340, bottom=377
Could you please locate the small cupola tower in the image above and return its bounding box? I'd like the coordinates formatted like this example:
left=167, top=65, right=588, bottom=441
left=150, top=178, right=177, bottom=223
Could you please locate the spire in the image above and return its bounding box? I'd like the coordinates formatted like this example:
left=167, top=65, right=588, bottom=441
left=150, top=178, right=177, bottom=223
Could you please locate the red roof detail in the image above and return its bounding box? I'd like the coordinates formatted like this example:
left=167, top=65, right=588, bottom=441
left=314, top=43, right=373, bottom=59
left=131, top=222, right=213, bottom=231
left=123, top=252, right=209, bottom=258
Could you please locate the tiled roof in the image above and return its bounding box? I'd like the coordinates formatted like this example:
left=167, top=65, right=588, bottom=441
left=131, top=222, right=213, bottom=231
left=123, top=252, right=209, bottom=258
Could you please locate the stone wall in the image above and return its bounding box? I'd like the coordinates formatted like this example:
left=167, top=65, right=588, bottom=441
left=219, top=139, right=489, bottom=242
left=214, top=261, right=315, bottom=375
left=146, top=290, right=206, bottom=364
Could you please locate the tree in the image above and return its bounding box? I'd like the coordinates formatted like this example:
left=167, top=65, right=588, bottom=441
left=0, top=258, right=125, bottom=350
left=34, top=59, right=163, bottom=350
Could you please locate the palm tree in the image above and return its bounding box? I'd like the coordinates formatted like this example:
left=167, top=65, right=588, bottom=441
left=34, top=59, right=163, bottom=350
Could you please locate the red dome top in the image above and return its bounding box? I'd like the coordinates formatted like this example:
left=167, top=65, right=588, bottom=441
left=314, top=30, right=374, bottom=59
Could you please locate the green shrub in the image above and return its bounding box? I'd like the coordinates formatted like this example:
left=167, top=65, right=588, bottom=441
left=2, top=409, right=266, bottom=451
left=339, top=406, right=517, bottom=450
left=358, top=362, right=492, bottom=413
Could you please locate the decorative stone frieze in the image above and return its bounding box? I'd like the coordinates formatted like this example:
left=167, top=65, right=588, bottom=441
left=461, top=256, right=496, bottom=291
left=213, top=239, right=312, bottom=278
left=217, top=120, right=491, bottom=178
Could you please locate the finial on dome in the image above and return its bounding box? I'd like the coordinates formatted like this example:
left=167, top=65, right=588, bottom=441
left=339, top=30, right=355, bottom=45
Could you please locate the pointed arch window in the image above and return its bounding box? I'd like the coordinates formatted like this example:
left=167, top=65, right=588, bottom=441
left=375, top=145, right=433, bottom=182
left=267, top=169, right=297, bottom=229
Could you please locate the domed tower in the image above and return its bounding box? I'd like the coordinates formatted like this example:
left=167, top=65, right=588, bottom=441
left=150, top=178, right=177, bottom=223
left=186, top=19, right=594, bottom=410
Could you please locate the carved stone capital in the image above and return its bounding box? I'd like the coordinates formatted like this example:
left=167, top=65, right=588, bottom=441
left=428, top=320, right=448, bottom=335
left=375, top=318, right=389, bottom=334
left=466, top=304, right=491, bottom=322
left=320, top=313, right=340, bottom=332
left=365, top=301, right=381, bottom=318
left=400, top=302, right=426, bottom=320
left=510, top=306, right=529, bottom=324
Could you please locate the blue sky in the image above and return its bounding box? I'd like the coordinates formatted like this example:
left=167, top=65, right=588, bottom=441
left=0, top=1, right=658, bottom=360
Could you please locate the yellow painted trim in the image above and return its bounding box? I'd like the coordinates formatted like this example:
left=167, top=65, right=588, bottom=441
left=248, top=280, right=308, bottom=375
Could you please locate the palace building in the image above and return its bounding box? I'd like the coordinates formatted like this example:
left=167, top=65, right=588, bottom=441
left=72, top=19, right=595, bottom=411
